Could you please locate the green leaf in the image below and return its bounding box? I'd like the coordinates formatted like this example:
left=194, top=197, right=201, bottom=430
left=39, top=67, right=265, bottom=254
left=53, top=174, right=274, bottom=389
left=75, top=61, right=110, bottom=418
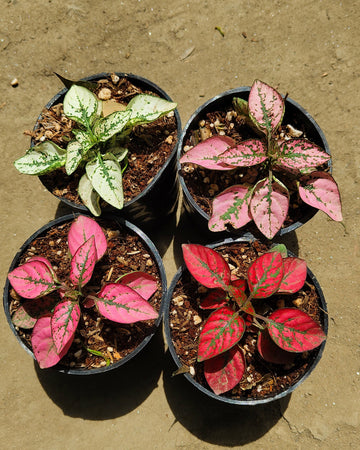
left=127, top=94, right=177, bottom=126
left=63, top=85, right=101, bottom=127
left=14, top=141, right=66, bottom=175
left=86, top=153, right=124, bottom=210
left=93, top=110, right=131, bottom=142
left=78, top=173, right=102, bottom=216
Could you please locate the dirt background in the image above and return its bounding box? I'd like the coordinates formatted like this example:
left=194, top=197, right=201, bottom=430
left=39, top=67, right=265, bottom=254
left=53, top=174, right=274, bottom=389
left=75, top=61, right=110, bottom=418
left=0, top=0, right=359, bottom=448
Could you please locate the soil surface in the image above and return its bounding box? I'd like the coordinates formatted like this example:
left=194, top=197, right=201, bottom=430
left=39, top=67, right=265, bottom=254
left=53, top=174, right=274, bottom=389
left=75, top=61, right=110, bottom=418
left=0, top=1, right=359, bottom=449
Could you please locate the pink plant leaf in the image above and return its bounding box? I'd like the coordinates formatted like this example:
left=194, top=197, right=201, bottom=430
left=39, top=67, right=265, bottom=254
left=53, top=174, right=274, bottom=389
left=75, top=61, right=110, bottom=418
left=83, top=296, right=95, bottom=308
left=51, top=300, right=81, bottom=354
left=8, top=260, right=58, bottom=299
left=31, top=315, right=74, bottom=369
left=12, top=295, right=58, bottom=329
left=248, top=80, right=285, bottom=135
left=278, top=257, right=307, bottom=293
left=179, top=135, right=236, bottom=171
left=204, top=346, right=246, bottom=395
left=247, top=251, right=284, bottom=299
left=27, top=256, right=58, bottom=279
left=267, top=308, right=326, bottom=353
left=96, top=283, right=158, bottom=324
left=118, top=271, right=157, bottom=300
left=182, top=244, right=231, bottom=289
left=277, top=139, right=330, bottom=171
left=69, top=236, right=97, bottom=289
left=68, top=215, right=107, bottom=259
left=197, top=306, right=245, bottom=362
left=200, top=289, right=228, bottom=310
left=209, top=185, right=252, bottom=232
left=298, top=171, right=343, bottom=221
left=257, top=328, right=296, bottom=364
left=250, top=177, right=290, bottom=239
left=219, top=139, right=268, bottom=168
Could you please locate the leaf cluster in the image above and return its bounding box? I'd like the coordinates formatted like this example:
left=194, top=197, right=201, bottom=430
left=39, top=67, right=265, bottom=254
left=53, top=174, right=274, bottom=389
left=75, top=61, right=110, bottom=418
left=180, top=80, right=342, bottom=239
left=8, top=215, right=158, bottom=368
left=182, top=243, right=326, bottom=395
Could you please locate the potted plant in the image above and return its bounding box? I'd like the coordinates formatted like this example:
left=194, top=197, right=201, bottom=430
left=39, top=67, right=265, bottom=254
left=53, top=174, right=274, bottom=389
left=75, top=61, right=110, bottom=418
left=14, top=73, right=181, bottom=226
left=179, top=80, right=342, bottom=239
left=164, top=239, right=328, bottom=404
left=4, top=214, right=167, bottom=373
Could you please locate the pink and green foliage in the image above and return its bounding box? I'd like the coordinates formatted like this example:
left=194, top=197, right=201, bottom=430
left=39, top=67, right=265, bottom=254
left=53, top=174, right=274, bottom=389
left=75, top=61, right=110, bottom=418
left=181, top=243, right=326, bottom=395
left=7, top=215, right=158, bottom=369
left=180, top=79, right=342, bottom=239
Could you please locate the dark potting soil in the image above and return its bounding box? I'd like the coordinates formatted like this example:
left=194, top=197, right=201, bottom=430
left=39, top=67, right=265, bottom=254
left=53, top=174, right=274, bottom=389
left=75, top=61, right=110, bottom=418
left=26, top=75, right=178, bottom=206
left=168, top=241, right=325, bottom=401
left=8, top=218, right=163, bottom=370
left=180, top=108, right=330, bottom=232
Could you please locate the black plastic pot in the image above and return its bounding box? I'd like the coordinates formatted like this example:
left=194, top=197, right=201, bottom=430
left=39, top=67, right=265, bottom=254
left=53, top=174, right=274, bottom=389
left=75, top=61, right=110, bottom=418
left=164, top=237, right=328, bottom=405
left=178, top=87, right=331, bottom=239
left=34, top=73, right=181, bottom=228
left=3, top=213, right=167, bottom=375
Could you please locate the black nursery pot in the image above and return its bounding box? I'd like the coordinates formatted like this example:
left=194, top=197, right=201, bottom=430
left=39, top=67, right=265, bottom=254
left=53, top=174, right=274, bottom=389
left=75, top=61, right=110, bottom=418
left=164, top=237, right=328, bottom=405
left=3, top=213, right=167, bottom=375
left=34, top=72, right=181, bottom=228
left=178, top=87, right=331, bottom=239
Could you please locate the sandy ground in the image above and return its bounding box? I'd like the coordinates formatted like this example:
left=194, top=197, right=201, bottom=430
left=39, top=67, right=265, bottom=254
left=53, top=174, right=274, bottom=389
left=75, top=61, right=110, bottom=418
left=0, top=0, right=359, bottom=448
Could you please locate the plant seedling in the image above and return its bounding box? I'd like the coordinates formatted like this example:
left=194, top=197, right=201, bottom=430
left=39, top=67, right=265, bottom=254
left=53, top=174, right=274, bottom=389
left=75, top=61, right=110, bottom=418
left=14, top=83, right=177, bottom=215
left=180, top=79, right=342, bottom=239
left=8, top=215, right=159, bottom=369
left=181, top=243, right=326, bottom=395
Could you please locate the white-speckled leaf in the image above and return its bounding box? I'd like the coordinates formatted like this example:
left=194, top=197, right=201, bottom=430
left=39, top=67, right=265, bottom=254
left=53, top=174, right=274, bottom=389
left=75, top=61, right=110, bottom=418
left=63, top=85, right=100, bottom=127
left=78, top=173, right=102, bottom=216
left=127, top=94, right=176, bottom=126
left=14, top=141, right=66, bottom=175
left=93, top=110, right=131, bottom=142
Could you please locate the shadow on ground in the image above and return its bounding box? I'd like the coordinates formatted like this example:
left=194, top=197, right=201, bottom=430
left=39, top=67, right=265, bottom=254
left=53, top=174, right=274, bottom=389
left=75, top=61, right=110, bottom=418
left=35, top=328, right=164, bottom=420
left=163, top=350, right=290, bottom=446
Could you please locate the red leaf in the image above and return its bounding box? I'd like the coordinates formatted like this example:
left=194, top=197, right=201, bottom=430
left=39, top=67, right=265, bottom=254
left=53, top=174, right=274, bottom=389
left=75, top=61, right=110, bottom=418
left=12, top=296, right=57, bottom=329
left=51, top=301, right=81, bottom=354
left=204, top=346, right=246, bottom=395
left=257, top=328, right=296, bottom=364
left=118, top=271, right=157, bottom=300
left=250, top=177, right=289, bottom=239
left=247, top=251, right=284, bottom=298
left=69, top=236, right=97, bottom=288
left=298, top=171, right=343, bottom=221
left=197, top=306, right=245, bottom=361
left=228, top=279, right=247, bottom=307
left=179, top=135, right=236, bottom=171
left=248, top=80, right=284, bottom=134
left=68, top=215, right=107, bottom=259
left=182, top=244, right=231, bottom=289
left=200, top=289, right=228, bottom=309
left=219, top=139, right=268, bottom=167
left=278, top=257, right=307, bottom=293
left=267, top=308, right=326, bottom=352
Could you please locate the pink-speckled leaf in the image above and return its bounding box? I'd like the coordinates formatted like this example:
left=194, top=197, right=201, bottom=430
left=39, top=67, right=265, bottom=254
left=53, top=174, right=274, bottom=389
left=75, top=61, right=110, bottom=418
left=31, top=315, right=74, bottom=368
left=119, top=271, right=157, bottom=300
left=68, top=215, right=107, bottom=259
left=96, top=283, right=158, bottom=323
left=204, top=346, right=246, bottom=395
left=257, top=328, right=296, bottom=364
left=197, top=306, right=245, bottom=361
left=298, top=171, right=343, bottom=221
left=219, top=139, right=268, bottom=168
left=228, top=279, right=248, bottom=307
left=179, top=135, right=236, bottom=171
left=209, top=185, right=252, bottom=232
left=200, top=289, right=228, bottom=310
left=27, top=256, right=58, bottom=279
left=267, top=308, right=326, bottom=352
left=8, top=260, right=58, bottom=299
left=182, top=244, right=231, bottom=289
left=250, top=177, right=289, bottom=239
left=12, top=296, right=57, bottom=329
left=278, top=257, right=307, bottom=293
left=247, top=251, right=284, bottom=299
left=69, top=236, right=97, bottom=289
left=51, top=300, right=80, bottom=354
left=278, top=139, right=330, bottom=171
left=248, top=80, right=285, bottom=134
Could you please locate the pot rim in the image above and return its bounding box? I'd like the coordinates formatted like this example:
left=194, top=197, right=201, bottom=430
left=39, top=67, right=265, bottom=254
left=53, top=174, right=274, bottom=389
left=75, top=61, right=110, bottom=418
left=164, top=236, right=328, bottom=405
left=34, top=72, right=181, bottom=212
left=177, top=86, right=331, bottom=237
left=3, top=212, right=167, bottom=375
